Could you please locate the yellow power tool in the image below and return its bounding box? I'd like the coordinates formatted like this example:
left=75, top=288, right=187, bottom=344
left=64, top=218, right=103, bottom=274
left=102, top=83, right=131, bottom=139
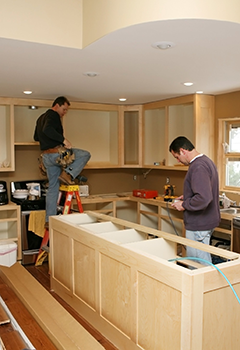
left=164, top=184, right=177, bottom=202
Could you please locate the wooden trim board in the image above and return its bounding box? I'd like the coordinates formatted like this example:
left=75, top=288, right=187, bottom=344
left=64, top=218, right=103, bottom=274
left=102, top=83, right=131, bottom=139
left=0, top=263, right=104, bottom=350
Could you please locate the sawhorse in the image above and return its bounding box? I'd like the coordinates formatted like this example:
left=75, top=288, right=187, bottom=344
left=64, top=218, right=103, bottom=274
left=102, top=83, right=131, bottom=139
left=35, top=184, right=83, bottom=266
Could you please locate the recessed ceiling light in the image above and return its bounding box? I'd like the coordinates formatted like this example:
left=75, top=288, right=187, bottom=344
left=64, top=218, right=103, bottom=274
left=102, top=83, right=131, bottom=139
left=183, top=82, right=193, bottom=86
left=152, top=41, right=175, bottom=50
left=83, top=72, right=99, bottom=77
left=28, top=106, right=38, bottom=110
left=23, top=90, right=33, bottom=94
left=196, top=91, right=203, bottom=94
left=119, top=98, right=127, bottom=102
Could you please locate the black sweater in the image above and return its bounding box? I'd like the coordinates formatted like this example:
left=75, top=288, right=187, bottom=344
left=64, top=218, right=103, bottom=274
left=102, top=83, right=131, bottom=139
left=34, top=109, right=64, bottom=150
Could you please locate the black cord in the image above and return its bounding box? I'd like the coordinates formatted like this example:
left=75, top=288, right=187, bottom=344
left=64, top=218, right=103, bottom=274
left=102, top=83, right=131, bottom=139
left=166, top=201, right=181, bottom=236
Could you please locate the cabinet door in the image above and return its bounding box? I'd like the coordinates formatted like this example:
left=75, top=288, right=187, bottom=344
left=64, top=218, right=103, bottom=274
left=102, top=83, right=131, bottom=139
left=0, top=105, right=14, bottom=171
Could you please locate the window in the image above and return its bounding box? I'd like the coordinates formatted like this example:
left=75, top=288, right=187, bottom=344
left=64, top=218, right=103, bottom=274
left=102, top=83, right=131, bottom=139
left=220, top=119, right=240, bottom=189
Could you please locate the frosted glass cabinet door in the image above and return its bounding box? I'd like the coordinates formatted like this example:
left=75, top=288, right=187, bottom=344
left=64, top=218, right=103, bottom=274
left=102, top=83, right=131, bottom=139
left=0, top=105, right=14, bottom=171
left=143, top=108, right=166, bottom=166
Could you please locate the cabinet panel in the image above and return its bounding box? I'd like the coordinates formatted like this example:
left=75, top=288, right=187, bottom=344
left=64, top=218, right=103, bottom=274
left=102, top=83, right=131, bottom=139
left=0, top=105, right=14, bottom=171
left=144, top=108, right=165, bottom=166
left=64, top=109, right=119, bottom=165
left=14, top=106, right=46, bottom=144
left=139, top=203, right=158, bottom=229
left=168, top=103, right=194, bottom=166
left=0, top=205, right=21, bottom=260
left=124, top=111, right=139, bottom=165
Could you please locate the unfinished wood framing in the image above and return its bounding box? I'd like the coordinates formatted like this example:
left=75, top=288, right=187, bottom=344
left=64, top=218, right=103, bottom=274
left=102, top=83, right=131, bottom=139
left=49, top=212, right=240, bottom=350
left=0, top=263, right=104, bottom=350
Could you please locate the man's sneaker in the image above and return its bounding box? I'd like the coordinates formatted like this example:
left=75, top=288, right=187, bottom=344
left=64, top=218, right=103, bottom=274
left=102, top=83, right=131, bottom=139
left=75, top=175, right=88, bottom=184
left=59, top=170, right=75, bottom=185
left=44, top=222, right=49, bottom=230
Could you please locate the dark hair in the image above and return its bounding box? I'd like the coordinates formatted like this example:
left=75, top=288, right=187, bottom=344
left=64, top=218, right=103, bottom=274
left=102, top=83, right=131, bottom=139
left=169, top=136, right=195, bottom=154
left=52, top=96, right=70, bottom=107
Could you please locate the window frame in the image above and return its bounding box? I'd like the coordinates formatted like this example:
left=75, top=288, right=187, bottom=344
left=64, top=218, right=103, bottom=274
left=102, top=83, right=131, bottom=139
left=218, top=117, right=240, bottom=191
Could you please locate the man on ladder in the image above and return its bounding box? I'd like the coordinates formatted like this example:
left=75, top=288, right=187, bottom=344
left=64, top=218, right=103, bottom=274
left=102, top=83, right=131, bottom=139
left=33, top=96, right=90, bottom=266
left=33, top=96, right=91, bottom=229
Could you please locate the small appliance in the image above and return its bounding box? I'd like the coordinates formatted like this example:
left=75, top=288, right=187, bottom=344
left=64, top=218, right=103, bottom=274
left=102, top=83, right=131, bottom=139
left=26, top=182, right=41, bottom=200
left=0, top=181, right=8, bottom=205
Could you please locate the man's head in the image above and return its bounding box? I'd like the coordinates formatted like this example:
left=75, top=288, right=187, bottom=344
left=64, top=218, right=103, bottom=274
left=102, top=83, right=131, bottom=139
left=52, top=96, right=70, bottom=118
left=169, top=136, right=195, bottom=165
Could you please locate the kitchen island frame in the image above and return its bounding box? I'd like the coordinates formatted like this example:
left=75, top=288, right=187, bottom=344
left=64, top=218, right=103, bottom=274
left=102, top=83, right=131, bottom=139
left=50, top=212, right=240, bottom=350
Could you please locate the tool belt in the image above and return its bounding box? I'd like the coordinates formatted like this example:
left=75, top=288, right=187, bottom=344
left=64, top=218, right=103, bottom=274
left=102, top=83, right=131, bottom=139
left=42, top=147, right=59, bottom=154
left=39, top=147, right=75, bottom=175
left=55, top=146, right=75, bottom=168
left=38, top=154, right=47, bottom=176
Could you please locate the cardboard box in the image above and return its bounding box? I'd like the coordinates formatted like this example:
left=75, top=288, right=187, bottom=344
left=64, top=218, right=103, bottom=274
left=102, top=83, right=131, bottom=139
left=0, top=242, right=17, bottom=267
left=79, top=185, right=89, bottom=197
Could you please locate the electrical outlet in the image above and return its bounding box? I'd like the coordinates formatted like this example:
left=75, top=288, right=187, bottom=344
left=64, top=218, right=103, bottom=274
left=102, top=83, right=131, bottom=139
left=133, top=175, right=137, bottom=181
left=166, top=177, right=170, bottom=184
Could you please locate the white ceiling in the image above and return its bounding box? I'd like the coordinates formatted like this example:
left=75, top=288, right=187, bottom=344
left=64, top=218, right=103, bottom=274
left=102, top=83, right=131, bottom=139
left=1, top=18, right=240, bottom=105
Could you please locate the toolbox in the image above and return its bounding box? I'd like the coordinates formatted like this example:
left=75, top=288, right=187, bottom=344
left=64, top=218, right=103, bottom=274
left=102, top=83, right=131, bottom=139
left=132, top=189, right=158, bottom=199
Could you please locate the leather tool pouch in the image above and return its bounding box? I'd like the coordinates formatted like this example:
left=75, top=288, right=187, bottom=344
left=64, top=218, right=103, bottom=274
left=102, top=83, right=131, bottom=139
left=55, top=146, right=75, bottom=168
left=38, top=155, right=47, bottom=176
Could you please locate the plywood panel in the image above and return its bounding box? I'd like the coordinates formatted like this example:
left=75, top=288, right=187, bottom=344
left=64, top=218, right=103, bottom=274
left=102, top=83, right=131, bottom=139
left=100, top=254, right=131, bottom=337
left=52, top=231, right=72, bottom=289
left=80, top=221, right=123, bottom=233
left=74, top=240, right=96, bottom=309
left=202, top=283, right=240, bottom=350
left=137, top=272, right=181, bottom=350
left=99, top=229, right=147, bottom=244
left=124, top=237, right=176, bottom=261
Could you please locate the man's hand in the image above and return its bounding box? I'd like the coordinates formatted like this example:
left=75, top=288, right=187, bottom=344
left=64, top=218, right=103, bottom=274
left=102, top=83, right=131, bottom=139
left=171, top=195, right=185, bottom=211
left=63, top=138, right=72, bottom=149
left=171, top=200, right=185, bottom=211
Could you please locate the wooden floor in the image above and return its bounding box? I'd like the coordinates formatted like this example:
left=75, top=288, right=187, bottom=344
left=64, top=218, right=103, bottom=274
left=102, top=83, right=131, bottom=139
left=0, top=272, right=58, bottom=350
left=25, top=262, right=119, bottom=350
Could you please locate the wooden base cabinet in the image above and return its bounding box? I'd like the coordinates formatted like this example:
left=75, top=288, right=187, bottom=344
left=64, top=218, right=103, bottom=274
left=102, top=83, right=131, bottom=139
left=0, top=203, right=21, bottom=261
left=50, top=212, right=240, bottom=350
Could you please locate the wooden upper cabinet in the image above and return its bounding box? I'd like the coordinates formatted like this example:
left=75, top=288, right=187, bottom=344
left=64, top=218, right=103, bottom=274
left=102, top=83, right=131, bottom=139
left=119, top=105, right=142, bottom=167
left=14, top=106, right=47, bottom=145
left=0, top=104, right=14, bottom=172
left=63, top=107, right=119, bottom=168
left=143, top=94, right=215, bottom=170
left=194, top=94, right=215, bottom=161
left=1, top=94, right=214, bottom=171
